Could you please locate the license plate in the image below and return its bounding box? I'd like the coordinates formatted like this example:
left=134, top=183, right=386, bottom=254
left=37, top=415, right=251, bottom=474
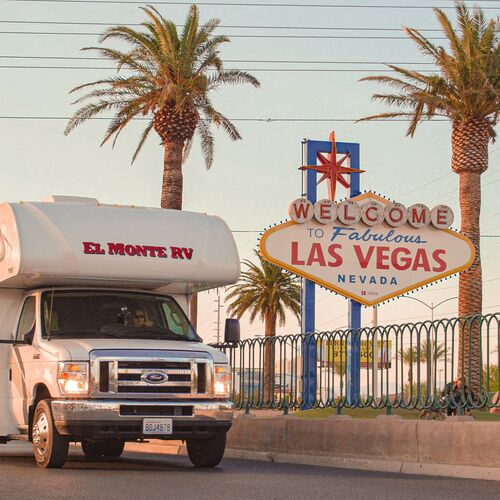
left=142, top=418, right=173, bottom=435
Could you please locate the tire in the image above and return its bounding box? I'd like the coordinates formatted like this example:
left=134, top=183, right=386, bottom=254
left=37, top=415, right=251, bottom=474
left=81, top=439, right=104, bottom=460
left=32, top=399, right=69, bottom=469
left=186, top=432, right=227, bottom=468
left=82, top=439, right=125, bottom=459
left=102, top=440, right=125, bottom=458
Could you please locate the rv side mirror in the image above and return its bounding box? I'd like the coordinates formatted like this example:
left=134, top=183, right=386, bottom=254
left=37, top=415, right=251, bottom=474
left=224, top=319, right=240, bottom=344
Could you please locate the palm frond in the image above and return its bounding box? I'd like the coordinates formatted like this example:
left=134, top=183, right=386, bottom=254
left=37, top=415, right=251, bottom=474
left=64, top=101, right=114, bottom=135
left=359, top=1, right=499, bottom=136
left=196, top=118, right=214, bottom=168
left=204, top=106, right=241, bottom=141
left=226, top=251, right=300, bottom=333
left=210, top=69, right=261, bottom=89
left=132, top=121, right=154, bottom=164
left=66, top=3, right=260, bottom=165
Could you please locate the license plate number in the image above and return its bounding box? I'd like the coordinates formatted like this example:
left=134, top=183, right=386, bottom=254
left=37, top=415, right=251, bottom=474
left=143, top=418, right=173, bottom=435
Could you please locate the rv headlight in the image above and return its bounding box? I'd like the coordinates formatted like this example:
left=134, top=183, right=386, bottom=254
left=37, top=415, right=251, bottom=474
left=57, top=362, right=89, bottom=396
left=213, top=364, right=231, bottom=398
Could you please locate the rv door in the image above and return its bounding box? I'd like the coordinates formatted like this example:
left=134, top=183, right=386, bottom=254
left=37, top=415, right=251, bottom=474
left=9, top=296, right=36, bottom=427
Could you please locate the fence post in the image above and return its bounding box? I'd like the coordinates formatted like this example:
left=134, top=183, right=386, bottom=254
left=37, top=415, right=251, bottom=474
left=347, top=301, right=361, bottom=406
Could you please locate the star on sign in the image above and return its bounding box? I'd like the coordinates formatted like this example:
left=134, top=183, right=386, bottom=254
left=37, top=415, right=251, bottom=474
left=299, top=131, right=365, bottom=201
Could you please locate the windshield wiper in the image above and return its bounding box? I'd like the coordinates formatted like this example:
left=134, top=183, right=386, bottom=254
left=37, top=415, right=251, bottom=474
left=47, top=330, right=101, bottom=337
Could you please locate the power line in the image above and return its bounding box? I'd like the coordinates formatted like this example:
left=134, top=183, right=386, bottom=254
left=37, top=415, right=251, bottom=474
left=0, top=31, right=449, bottom=39
left=393, top=145, right=500, bottom=199
left=0, top=55, right=437, bottom=65
left=0, top=116, right=449, bottom=122
left=4, top=0, right=499, bottom=9
left=398, top=171, right=452, bottom=198
left=0, top=65, right=438, bottom=72
left=429, top=171, right=500, bottom=205
left=0, top=20, right=446, bottom=31
left=378, top=303, right=500, bottom=325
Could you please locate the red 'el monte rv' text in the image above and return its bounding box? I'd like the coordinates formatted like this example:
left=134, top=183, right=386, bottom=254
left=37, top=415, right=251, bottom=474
left=82, top=241, right=193, bottom=260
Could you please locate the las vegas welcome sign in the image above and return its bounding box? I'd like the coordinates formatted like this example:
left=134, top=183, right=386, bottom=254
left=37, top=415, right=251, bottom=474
left=259, top=192, right=475, bottom=306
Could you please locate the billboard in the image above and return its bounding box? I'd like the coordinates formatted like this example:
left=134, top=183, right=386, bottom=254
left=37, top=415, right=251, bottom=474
left=260, top=192, right=474, bottom=306
left=320, top=339, right=392, bottom=369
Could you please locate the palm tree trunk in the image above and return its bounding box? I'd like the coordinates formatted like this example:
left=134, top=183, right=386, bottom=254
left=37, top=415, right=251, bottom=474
left=161, top=140, right=201, bottom=327
left=161, top=141, right=184, bottom=210
left=452, top=119, right=489, bottom=397
left=263, top=311, right=276, bottom=404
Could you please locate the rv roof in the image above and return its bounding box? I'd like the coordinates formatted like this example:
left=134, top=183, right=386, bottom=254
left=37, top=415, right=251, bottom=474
left=0, top=199, right=240, bottom=293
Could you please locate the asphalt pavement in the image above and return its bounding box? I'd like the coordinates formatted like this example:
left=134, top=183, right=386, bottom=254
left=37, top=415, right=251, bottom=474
left=0, top=443, right=499, bottom=500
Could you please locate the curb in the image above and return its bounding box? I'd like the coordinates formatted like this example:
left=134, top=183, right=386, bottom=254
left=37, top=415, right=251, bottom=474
left=223, top=449, right=500, bottom=482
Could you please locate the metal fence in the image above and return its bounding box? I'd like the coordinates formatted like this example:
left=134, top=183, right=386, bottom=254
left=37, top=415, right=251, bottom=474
left=211, top=313, right=500, bottom=415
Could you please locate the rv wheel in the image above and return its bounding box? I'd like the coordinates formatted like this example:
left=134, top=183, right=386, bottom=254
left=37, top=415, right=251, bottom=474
left=102, top=440, right=125, bottom=458
left=82, top=439, right=125, bottom=459
left=81, top=439, right=104, bottom=459
left=32, top=400, right=69, bottom=469
left=187, top=432, right=226, bottom=468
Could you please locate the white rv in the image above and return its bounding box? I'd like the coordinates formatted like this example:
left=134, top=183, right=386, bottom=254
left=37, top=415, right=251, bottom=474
left=0, top=196, right=240, bottom=469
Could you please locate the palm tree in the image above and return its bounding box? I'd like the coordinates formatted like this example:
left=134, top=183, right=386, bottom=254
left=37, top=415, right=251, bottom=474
left=65, top=5, right=259, bottom=211
left=400, top=346, right=418, bottom=396
left=482, top=363, right=499, bottom=394
left=333, top=361, right=347, bottom=398
left=65, top=5, right=259, bottom=328
left=226, top=251, right=301, bottom=403
left=359, top=2, right=499, bottom=394
left=418, top=339, right=447, bottom=396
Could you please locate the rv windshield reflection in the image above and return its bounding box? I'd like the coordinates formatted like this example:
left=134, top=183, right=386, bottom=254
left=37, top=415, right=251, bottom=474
left=42, top=290, right=200, bottom=342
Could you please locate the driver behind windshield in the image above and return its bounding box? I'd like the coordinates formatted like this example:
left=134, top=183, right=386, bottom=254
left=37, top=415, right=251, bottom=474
left=131, top=308, right=153, bottom=328
left=41, top=291, right=200, bottom=342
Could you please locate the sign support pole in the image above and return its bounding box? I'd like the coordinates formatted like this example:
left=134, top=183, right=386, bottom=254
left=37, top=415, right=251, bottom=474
left=301, top=139, right=361, bottom=409
left=301, top=141, right=318, bottom=408
left=347, top=143, right=361, bottom=406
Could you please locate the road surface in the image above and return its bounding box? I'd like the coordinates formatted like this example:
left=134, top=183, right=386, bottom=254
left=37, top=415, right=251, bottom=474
left=0, top=443, right=498, bottom=500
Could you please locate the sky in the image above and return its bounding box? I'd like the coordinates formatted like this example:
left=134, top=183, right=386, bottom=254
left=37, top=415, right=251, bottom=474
left=0, top=0, right=499, bottom=343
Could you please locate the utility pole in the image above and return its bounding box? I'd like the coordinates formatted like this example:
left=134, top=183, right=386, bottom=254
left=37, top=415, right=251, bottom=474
left=213, top=289, right=224, bottom=343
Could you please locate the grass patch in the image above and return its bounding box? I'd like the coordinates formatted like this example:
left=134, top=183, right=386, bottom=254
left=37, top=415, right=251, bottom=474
left=295, top=406, right=500, bottom=421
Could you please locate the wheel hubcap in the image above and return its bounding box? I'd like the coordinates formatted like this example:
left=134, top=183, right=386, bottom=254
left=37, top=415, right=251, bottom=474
left=33, top=412, right=49, bottom=458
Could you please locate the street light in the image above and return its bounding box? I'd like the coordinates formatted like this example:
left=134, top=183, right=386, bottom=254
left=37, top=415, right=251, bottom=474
left=400, top=296, right=458, bottom=322
left=399, top=296, right=457, bottom=393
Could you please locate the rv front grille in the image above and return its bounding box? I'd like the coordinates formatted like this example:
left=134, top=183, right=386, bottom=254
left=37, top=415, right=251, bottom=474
left=91, top=352, right=213, bottom=399
left=99, top=361, right=110, bottom=392
left=197, top=362, right=207, bottom=393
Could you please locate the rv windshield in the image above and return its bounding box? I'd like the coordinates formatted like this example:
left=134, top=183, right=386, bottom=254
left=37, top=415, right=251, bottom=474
left=41, top=290, right=200, bottom=342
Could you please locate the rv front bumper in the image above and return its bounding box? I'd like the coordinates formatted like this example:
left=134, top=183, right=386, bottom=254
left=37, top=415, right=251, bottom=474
left=50, top=400, right=233, bottom=440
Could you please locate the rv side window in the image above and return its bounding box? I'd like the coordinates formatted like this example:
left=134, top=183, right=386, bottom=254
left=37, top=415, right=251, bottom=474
left=161, top=301, right=189, bottom=337
left=16, top=296, right=36, bottom=341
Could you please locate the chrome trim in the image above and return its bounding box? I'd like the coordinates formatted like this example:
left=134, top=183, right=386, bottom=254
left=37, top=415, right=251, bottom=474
left=122, top=369, right=191, bottom=375
left=89, top=349, right=214, bottom=400
left=109, top=360, right=118, bottom=393
left=118, top=380, right=191, bottom=387
left=51, top=399, right=233, bottom=432
left=191, top=362, right=197, bottom=394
